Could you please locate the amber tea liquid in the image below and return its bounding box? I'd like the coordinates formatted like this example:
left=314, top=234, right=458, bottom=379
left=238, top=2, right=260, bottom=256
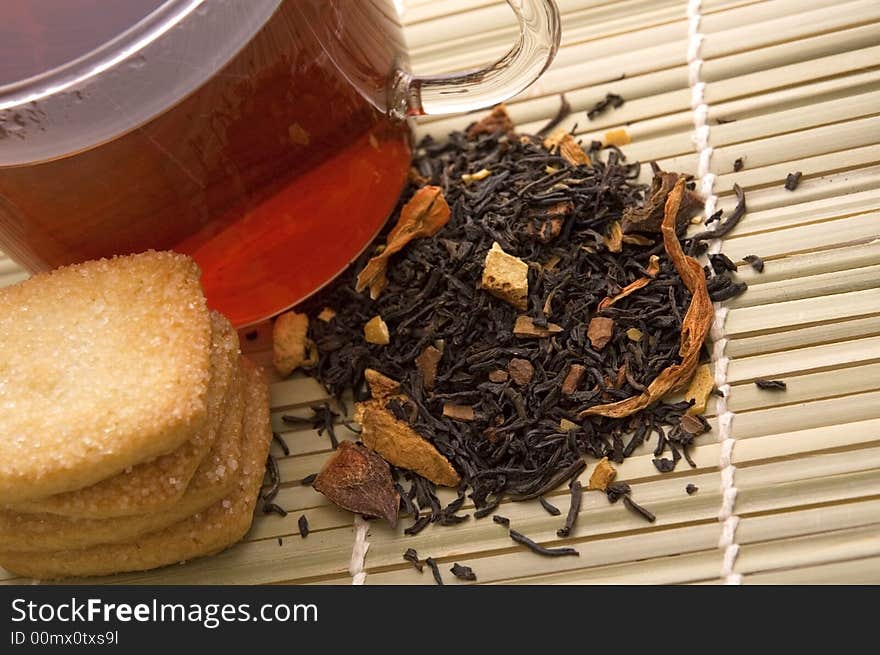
left=0, top=0, right=411, bottom=326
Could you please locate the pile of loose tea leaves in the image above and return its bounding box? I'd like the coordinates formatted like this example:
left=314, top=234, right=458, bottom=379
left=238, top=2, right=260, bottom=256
left=295, top=106, right=747, bottom=532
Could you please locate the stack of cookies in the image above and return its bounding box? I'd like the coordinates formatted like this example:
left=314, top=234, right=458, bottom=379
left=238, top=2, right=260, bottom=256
left=0, top=251, right=272, bottom=579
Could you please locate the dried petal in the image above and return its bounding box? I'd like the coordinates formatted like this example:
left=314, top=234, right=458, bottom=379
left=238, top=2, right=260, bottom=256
left=313, top=441, right=399, bottom=526
left=443, top=404, right=475, bottom=421
left=415, top=346, right=442, bottom=391
left=562, top=364, right=586, bottom=394
left=355, top=400, right=460, bottom=487
left=587, top=317, right=614, bottom=350
left=581, top=178, right=714, bottom=419
left=513, top=315, right=563, bottom=338
left=597, top=255, right=660, bottom=311
left=684, top=363, right=715, bottom=415
left=507, top=358, right=535, bottom=385
left=467, top=104, right=515, bottom=138
left=364, top=315, right=390, bottom=345
left=356, top=186, right=451, bottom=299
left=364, top=368, right=400, bottom=399
left=587, top=457, right=617, bottom=491
left=273, top=311, right=317, bottom=377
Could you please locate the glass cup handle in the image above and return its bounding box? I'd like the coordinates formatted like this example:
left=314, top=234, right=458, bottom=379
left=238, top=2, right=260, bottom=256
left=389, top=0, right=561, bottom=119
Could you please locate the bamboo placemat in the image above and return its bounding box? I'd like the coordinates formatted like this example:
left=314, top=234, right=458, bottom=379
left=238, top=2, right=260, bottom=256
left=2, top=0, right=879, bottom=585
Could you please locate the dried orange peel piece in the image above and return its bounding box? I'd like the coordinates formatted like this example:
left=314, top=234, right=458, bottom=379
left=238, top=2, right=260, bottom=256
left=597, top=255, right=661, bottom=311
left=356, top=186, right=451, bottom=299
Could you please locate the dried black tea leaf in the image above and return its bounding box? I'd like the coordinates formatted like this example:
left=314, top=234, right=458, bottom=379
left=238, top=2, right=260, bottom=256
left=403, top=548, right=424, bottom=572
left=755, top=379, right=787, bottom=391
left=742, top=255, right=764, bottom=272
left=450, top=563, right=477, bottom=581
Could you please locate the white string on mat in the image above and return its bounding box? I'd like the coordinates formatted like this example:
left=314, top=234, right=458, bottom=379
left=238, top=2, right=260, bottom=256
left=687, top=0, right=741, bottom=586
left=349, top=514, right=371, bottom=585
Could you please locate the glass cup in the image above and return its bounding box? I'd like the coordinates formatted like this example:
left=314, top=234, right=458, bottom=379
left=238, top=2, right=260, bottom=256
left=0, top=0, right=560, bottom=326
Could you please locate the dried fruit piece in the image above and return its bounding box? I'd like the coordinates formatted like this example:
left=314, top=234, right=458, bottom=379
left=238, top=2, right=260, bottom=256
left=562, top=364, right=586, bottom=395
left=482, top=242, right=529, bottom=310
left=317, top=307, right=336, bottom=322
left=513, top=315, right=563, bottom=338
left=588, top=317, right=614, bottom=350
left=604, top=221, right=623, bottom=253
left=356, top=186, right=451, bottom=299
left=443, top=404, right=475, bottom=422
left=488, top=369, right=509, bottom=383
left=524, top=201, right=571, bottom=243
left=467, top=104, right=515, bottom=138
left=684, top=363, right=715, bottom=415
left=621, top=172, right=703, bottom=234
left=596, top=255, right=660, bottom=311
left=543, top=129, right=591, bottom=166
left=312, top=441, right=399, bottom=526
left=355, top=401, right=460, bottom=487
left=604, top=128, right=631, bottom=146
left=560, top=418, right=579, bottom=431
left=626, top=328, right=643, bottom=342
left=462, top=168, right=491, bottom=183
left=587, top=457, right=617, bottom=491
left=621, top=234, right=654, bottom=246
left=364, top=368, right=400, bottom=399
left=582, top=178, right=714, bottom=419
left=507, top=358, right=535, bottom=385
left=415, top=346, right=442, bottom=391
left=273, top=311, right=317, bottom=377
left=364, top=315, right=390, bottom=345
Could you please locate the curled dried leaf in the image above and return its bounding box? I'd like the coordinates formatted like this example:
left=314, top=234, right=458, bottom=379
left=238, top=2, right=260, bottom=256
left=356, top=186, right=451, bottom=299
left=587, top=457, right=617, bottom=491
left=587, top=317, right=614, bottom=350
left=313, top=441, right=399, bottom=527
left=513, top=315, right=563, bottom=338
left=596, top=255, right=661, bottom=311
left=581, top=178, right=714, bottom=419
left=355, top=400, right=460, bottom=487
left=467, top=104, right=515, bottom=138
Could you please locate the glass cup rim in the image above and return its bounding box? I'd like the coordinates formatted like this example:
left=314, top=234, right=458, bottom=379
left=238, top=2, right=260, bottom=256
left=0, top=0, right=204, bottom=110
